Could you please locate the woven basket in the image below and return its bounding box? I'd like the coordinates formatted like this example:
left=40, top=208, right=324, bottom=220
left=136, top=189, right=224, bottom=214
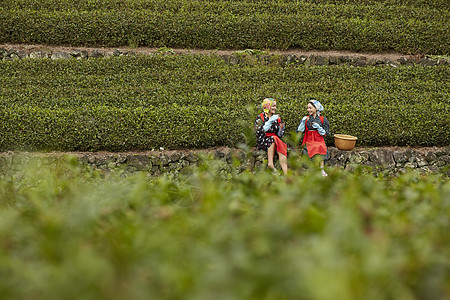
left=334, top=134, right=358, bottom=151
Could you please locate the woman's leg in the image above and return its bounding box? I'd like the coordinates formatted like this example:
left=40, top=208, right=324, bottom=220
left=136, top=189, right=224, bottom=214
left=320, top=159, right=327, bottom=176
left=267, top=143, right=275, bottom=169
left=278, top=152, right=288, bottom=175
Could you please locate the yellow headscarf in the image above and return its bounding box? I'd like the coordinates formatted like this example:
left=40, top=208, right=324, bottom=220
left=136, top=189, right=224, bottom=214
left=261, top=98, right=276, bottom=115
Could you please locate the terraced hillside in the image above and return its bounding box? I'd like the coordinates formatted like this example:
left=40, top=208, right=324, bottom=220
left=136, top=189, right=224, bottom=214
left=1, top=2, right=449, bottom=300
left=0, top=0, right=449, bottom=151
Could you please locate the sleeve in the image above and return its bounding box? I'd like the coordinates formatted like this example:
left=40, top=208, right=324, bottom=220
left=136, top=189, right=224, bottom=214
left=277, top=118, right=285, bottom=137
left=255, top=116, right=264, bottom=131
left=297, top=117, right=307, bottom=133
left=262, top=115, right=279, bottom=132
left=322, top=117, right=330, bottom=136
left=255, top=116, right=265, bottom=147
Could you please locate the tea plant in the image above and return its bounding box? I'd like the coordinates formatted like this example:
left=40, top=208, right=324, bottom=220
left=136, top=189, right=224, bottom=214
left=0, top=56, right=448, bottom=151
left=0, top=156, right=448, bottom=299
left=0, top=0, right=448, bottom=53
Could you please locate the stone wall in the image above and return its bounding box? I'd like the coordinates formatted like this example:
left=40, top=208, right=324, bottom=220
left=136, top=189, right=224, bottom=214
left=1, top=46, right=448, bottom=68
left=1, top=147, right=448, bottom=176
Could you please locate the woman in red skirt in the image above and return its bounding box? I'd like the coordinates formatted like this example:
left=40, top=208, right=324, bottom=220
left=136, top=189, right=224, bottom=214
left=297, top=99, right=330, bottom=176
left=255, top=98, right=288, bottom=175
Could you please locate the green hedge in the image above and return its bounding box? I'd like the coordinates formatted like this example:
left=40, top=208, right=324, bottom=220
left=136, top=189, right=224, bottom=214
left=3, top=0, right=448, bottom=11
left=0, top=55, right=449, bottom=151
left=0, top=105, right=241, bottom=151
left=0, top=0, right=448, bottom=54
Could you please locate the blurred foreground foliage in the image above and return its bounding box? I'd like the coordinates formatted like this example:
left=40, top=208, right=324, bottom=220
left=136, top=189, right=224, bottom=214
left=0, top=155, right=449, bottom=300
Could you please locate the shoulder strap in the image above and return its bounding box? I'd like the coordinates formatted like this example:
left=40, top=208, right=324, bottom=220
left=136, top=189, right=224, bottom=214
left=320, top=116, right=324, bottom=124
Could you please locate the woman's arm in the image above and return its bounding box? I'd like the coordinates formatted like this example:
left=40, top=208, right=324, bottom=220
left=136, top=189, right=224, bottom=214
left=277, top=119, right=285, bottom=137
left=254, top=116, right=264, bottom=131
left=263, top=115, right=279, bottom=132
left=312, top=117, right=329, bottom=136
left=297, top=116, right=307, bottom=133
left=322, top=117, right=330, bottom=136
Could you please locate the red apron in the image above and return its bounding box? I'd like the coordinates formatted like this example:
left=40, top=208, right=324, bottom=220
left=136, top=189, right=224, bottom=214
left=302, top=116, right=327, bottom=158
left=260, top=113, right=288, bottom=157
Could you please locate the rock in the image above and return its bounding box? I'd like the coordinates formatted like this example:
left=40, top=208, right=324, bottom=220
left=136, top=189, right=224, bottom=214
left=355, top=58, right=368, bottom=67
left=397, top=57, right=408, bottom=65
left=70, top=49, right=84, bottom=59
left=0, top=48, right=6, bottom=59
left=425, top=151, right=437, bottom=163
left=328, top=148, right=350, bottom=168
left=126, top=155, right=151, bottom=171
left=404, top=162, right=417, bottom=169
left=419, top=165, right=439, bottom=174
left=369, top=149, right=395, bottom=169
left=285, top=54, right=298, bottom=65
left=315, top=56, right=329, bottom=66
left=349, top=151, right=367, bottom=164
left=298, top=55, right=308, bottom=64
left=214, top=149, right=226, bottom=159
left=105, top=51, right=114, bottom=58
left=387, top=60, right=400, bottom=68
left=51, top=52, right=72, bottom=60
left=80, top=50, right=89, bottom=59
left=169, top=162, right=180, bottom=170
left=393, top=149, right=413, bottom=167
left=16, top=50, right=27, bottom=59
left=338, top=56, right=351, bottom=64
left=437, top=155, right=450, bottom=165
left=7, top=50, right=21, bottom=60
left=169, top=152, right=181, bottom=162
left=329, top=56, right=339, bottom=65
left=158, top=154, right=170, bottom=166
left=113, top=49, right=123, bottom=57
left=114, top=154, right=127, bottom=164
left=185, top=152, right=199, bottom=162
left=305, top=55, right=317, bottom=66
left=415, top=152, right=428, bottom=167
left=90, top=49, right=105, bottom=58
left=87, top=155, right=96, bottom=164
left=355, top=60, right=367, bottom=67
left=419, top=57, right=437, bottom=67
left=29, top=50, right=49, bottom=59
left=367, top=58, right=377, bottom=66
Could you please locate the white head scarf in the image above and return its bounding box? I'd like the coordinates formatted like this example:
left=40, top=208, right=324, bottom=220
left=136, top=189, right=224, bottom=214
left=309, top=99, right=324, bottom=115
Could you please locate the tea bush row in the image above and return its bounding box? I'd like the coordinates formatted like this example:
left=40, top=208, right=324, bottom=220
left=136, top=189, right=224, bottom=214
left=0, top=103, right=447, bottom=151
left=3, top=0, right=448, bottom=11
left=0, top=0, right=448, bottom=54
left=1, top=55, right=448, bottom=109
left=0, top=56, right=448, bottom=151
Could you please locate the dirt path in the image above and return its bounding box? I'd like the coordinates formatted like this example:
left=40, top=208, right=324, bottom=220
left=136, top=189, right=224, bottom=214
left=0, top=43, right=418, bottom=61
